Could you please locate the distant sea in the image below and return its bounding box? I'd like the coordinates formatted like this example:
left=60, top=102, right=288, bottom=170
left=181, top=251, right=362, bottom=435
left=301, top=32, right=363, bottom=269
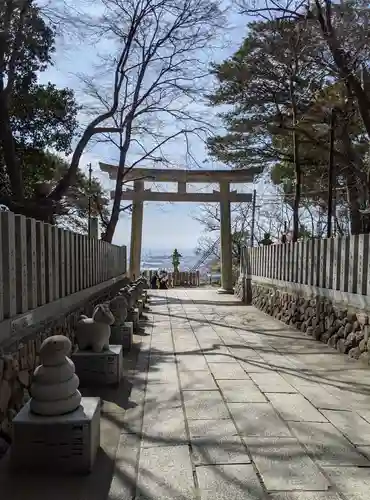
left=140, top=249, right=199, bottom=272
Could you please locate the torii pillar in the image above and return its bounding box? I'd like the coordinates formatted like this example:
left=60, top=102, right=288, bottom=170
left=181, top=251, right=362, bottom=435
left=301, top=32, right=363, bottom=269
left=218, top=181, right=233, bottom=294
left=129, top=179, right=144, bottom=279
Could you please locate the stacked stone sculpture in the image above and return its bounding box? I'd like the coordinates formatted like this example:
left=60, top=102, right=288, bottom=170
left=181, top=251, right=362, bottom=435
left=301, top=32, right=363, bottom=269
left=75, top=303, right=115, bottom=352
left=30, top=335, right=81, bottom=416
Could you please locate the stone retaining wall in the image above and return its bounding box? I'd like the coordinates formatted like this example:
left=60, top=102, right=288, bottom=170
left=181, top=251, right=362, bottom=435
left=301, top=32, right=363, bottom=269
left=251, top=283, right=370, bottom=363
left=0, top=278, right=126, bottom=453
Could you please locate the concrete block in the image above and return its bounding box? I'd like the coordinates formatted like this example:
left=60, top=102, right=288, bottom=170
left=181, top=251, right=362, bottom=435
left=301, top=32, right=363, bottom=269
left=11, top=397, right=100, bottom=474
left=110, top=322, right=133, bottom=350
left=72, top=345, right=123, bottom=386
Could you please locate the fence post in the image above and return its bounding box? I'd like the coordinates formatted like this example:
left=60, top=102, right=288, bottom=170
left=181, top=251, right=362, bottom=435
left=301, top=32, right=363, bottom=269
left=58, top=228, right=66, bottom=298
left=44, top=224, right=54, bottom=303
left=15, top=214, right=28, bottom=314
left=64, top=230, right=71, bottom=295
left=26, top=217, right=38, bottom=310
left=1, top=212, right=16, bottom=318
left=51, top=225, right=60, bottom=301
left=35, top=221, right=46, bottom=306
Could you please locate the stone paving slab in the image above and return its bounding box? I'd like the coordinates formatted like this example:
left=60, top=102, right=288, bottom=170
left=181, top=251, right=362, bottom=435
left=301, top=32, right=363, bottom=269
left=227, top=402, right=293, bottom=438
left=179, top=370, right=218, bottom=390
left=177, top=354, right=209, bottom=371
left=135, top=446, right=196, bottom=499
left=322, top=467, right=370, bottom=500
left=238, top=359, right=274, bottom=373
left=244, top=437, right=330, bottom=491
left=146, top=364, right=178, bottom=384
left=288, top=421, right=370, bottom=466
left=187, top=419, right=239, bottom=438
left=182, top=390, right=230, bottom=419
left=208, top=362, right=251, bottom=379
left=108, top=433, right=141, bottom=500
left=204, top=353, right=237, bottom=363
left=269, top=494, right=343, bottom=500
left=191, top=436, right=251, bottom=465
left=321, top=409, right=370, bottom=445
left=195, top=464, right=266, bottom=500
left=267, top=393, right=328, bottom=422
left=291, top=383, right=348, bottom=410
left=249, top=372, right=298, bottom=394
left=218, top=380, right=268, bottom=403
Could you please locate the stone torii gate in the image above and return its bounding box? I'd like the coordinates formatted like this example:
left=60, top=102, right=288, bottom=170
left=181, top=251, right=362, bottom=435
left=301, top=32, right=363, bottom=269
left=99, top=164, right=259, bottom=293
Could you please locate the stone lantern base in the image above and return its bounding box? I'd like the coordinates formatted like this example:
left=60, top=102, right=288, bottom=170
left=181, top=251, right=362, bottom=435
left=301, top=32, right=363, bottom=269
left=11, top=397, right=100, bottom=474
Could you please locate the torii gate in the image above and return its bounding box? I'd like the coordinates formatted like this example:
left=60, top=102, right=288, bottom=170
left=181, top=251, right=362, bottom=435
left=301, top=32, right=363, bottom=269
left=99, top=164, right=259, bottom=293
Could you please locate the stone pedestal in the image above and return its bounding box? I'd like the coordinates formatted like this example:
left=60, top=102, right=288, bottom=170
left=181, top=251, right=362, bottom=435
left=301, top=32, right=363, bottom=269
left=137, top=299, right=144, bottom=317
left=72, top=345, right=123, bottom=386
left=110, top=322, right=134, bottom=350
left=127, top=308, right=140, bottom=331
left=11, top=397, right=100, bottom=474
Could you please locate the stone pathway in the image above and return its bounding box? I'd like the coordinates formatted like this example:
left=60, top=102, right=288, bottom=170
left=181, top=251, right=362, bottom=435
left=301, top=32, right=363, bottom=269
left=112, top=289, right=370, bottom=500
left=2, top=288, right=370, bottom=499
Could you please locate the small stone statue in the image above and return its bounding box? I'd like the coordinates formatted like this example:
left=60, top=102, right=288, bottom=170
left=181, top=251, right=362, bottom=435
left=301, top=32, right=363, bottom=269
left=30, top=335, right=81, bottom=416
left=109, top=294, right=128, bottom=325
left=75, top=303, right=115, bottom=352
left=119, top=287, right=135, bottom=309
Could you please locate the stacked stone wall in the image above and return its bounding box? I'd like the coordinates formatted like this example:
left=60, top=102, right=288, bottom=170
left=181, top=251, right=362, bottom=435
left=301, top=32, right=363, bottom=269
left=251, top=283, right=370, bottom=362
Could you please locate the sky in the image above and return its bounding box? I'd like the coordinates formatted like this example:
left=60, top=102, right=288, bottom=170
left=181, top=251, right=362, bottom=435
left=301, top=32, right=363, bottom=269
left=39, top=1, right=254, bottom=254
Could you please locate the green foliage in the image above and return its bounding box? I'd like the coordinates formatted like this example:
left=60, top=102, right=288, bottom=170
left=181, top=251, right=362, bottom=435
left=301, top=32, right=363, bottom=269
left=10, top=82, right=79, bottom=153
left=207, top=19, right=324, bottom=170
left=207, top=10, right=370, bottom=234
left=1, top=82, right=80, bottom=199
left=0, top=0, right=55, bottom=90
left=0, top=0, right=108, bottom=230
left=42, top=153, right=110, bottom=232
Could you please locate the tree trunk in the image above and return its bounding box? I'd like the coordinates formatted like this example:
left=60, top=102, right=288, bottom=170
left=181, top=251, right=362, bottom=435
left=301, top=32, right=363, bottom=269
left=290, top=76, right=301, bottom=242
left=315, top=0, right=370, bottom=139
left=337, top=95, right=366, bottom=235
left=346, top=176, right=363, bottom=235
left=0, top=94, right=23, bottom=200
left=292, top=128, right=301, bottom=242
left=103, top=162, right=125, bottom=242
left=103, top=122, right=134, bottom=242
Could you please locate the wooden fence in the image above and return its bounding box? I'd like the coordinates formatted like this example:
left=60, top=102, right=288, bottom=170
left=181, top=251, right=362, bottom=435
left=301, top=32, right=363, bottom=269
left=142, top=270, right=200, bottom=287
left=244, top=234, right=370, bottom=296
left=0, top=211, right=127, bottom=322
